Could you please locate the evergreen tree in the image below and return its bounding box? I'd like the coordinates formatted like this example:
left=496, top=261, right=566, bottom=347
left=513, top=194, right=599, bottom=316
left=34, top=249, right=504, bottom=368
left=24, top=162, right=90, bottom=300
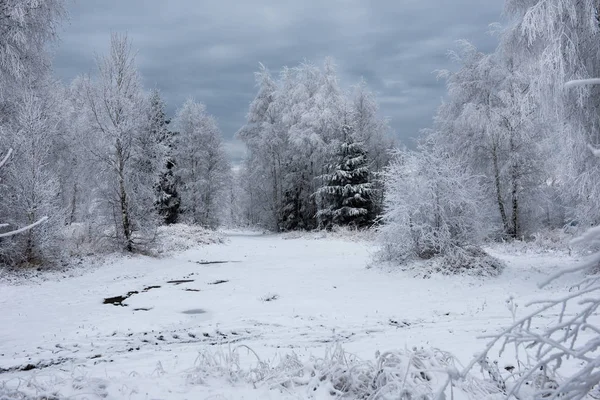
left=148, top=90, right=180, bottom=224
left=317, top=124, right=374, bottom=228
left=155, top=125, right=180, bottom=225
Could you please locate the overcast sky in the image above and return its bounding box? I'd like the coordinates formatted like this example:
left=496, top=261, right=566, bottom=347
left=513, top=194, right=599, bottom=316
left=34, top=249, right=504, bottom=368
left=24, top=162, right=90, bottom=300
left=53, top=1, right=504, bottom=162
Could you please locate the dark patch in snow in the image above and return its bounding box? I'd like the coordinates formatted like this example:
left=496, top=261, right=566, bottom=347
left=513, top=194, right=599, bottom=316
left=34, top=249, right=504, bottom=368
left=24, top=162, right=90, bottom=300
left=167, top=279, right=195, bottom=285
left=133, top=307, right=152, bottom=312
left=184, top=288, right=200, bottom=292
left=261, top=294, right=279, bottom=302
left=142, top=285, right=161, bottom=292
left=389, top=319, right=411, bottom=328
left=0, top=357, right=71, bottom=374
left=208, top=279, right=229, bottom=285
left=103, top=291, right=139, bottom=306
left=194, top=260, right=233, bottom=265
left=182, top=308, right=207, bottom=315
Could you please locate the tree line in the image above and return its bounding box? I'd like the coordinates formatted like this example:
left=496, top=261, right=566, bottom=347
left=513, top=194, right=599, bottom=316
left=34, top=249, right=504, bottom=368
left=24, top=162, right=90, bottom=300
left=379, top=0, right=600, bottom=272
left=0, top=5, right=230, bottom=265
left=236, top=61, right=394, bottom=232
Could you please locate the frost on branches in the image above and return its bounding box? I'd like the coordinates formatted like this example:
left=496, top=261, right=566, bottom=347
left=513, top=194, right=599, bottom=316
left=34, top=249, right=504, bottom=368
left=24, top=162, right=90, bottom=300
left=82, top=33, right=161, bottom=252
left=237, top=60, right=393, bottom=232
left=317, top=124, right=375, bottom=229
left=379, top=139, right=503, bottom=276
left=173, top=98, right=231, bottom=229
left=435, top=79, right=600, bottom=400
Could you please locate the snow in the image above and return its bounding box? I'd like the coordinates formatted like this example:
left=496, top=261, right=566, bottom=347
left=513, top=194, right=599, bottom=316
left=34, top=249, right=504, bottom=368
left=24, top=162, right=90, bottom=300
left=0, top=231, right=583, bottom=398
left=565, top=78, right=600, bottom=89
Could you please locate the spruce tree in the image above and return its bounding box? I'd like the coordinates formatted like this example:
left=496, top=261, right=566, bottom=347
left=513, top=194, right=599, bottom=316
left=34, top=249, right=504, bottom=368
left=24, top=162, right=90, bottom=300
left=317, top=125, right=374, bottom=228
left=149, top=90, right=180, bottom=224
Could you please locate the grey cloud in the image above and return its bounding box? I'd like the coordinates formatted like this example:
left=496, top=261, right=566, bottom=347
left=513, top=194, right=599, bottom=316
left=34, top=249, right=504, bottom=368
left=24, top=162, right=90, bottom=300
left=54, top=1, right=504, bottom=154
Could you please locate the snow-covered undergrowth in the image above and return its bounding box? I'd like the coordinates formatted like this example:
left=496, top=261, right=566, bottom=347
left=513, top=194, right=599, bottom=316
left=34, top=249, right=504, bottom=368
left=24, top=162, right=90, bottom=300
left=0, top=344, right=501, bottom=400
left=187, top=344, right=501, bottom=399
left=0, top=223, right=224, bottom=285
left=281, top=226, right=377, bottom=242
left=375, top=246, right=505, bottom=278
left=155, top=223, right=225, bottom=254
left=486, top=228, right=575, bottom=256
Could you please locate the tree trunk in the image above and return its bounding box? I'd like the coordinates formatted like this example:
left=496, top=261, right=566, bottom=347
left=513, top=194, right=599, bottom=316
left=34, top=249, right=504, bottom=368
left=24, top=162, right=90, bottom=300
left=511, top=169, right=519, bottom=239
left=69, top=183, right=78, bottom=224
left=117, top=143, right=133, bottom=252
left=492, top=142, right=509, bottom=236
left=508, top=127, right=519, bottom=240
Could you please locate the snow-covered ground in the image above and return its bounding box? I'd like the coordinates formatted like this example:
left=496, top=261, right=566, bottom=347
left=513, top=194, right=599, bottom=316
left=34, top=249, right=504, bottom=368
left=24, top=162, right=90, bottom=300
left=0, top=231, right=582, bottom=399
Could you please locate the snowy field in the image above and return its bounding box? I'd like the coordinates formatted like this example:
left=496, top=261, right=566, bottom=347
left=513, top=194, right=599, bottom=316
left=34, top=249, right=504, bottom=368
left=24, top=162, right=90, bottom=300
left=0, top=231, right=582, bottom=399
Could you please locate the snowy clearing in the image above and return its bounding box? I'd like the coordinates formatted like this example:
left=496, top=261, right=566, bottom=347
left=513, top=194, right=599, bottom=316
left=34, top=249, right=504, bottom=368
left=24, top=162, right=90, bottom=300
left=0, top=232, right=583, bottom=399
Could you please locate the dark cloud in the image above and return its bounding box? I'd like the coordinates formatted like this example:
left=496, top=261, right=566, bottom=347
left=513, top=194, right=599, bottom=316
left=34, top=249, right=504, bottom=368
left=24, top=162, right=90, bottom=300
left=53, top=1, right=504, bottom=162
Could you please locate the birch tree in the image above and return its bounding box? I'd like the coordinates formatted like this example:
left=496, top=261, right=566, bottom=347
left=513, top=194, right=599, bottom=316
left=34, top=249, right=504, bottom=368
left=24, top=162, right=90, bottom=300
left=173, top=98, right=230, bottom=228
left=0, top=87, right=61, bottom=264
left=83, top=33, right=158, bottom=251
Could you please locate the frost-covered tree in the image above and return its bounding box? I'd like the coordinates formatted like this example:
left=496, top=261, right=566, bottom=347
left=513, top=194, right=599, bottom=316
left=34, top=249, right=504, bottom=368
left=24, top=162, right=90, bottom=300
left=147, top=89, right=180, bottom=225
left=0, top=0, right=65, bottom=260
left=237, top=64, right=286, bottom=230
left=0, top=0, right=66, bottom=117
left=173, top=98, right=230, bottom=228
left=350, top=81, right=395, bottom=218
left=433, top=42, right=552, bottom=239
left=238, top=60, right=393, bottom=231
left=379, top=137, right=501, bottom=275
left=60, top=75, right=103, bottom=227
left=82, top=33, right=159, bottom=251
left=501, top=0, right=600, bottom=229
left=0, top=0, right=65, bottom=81
left=317, top=124, right=374, bottom=229
left=437, top=78, right=600, bottom=400
left=0, top=86, right=62, bottom=265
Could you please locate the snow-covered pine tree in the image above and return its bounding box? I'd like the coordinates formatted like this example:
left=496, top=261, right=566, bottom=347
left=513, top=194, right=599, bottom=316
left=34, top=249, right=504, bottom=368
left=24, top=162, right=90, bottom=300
left=148, top=90, right=180, bottom=224
left=317, top=124, right=374, bottom=229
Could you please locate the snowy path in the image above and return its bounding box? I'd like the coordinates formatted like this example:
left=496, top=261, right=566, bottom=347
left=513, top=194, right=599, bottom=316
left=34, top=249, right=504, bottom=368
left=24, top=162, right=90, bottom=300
left=0, top=232, right=578, bottom=398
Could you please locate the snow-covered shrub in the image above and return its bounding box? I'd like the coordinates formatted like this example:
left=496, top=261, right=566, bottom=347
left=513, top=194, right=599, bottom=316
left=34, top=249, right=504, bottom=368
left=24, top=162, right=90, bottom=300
left=59, top=222, right=113, bottom=257
left=186, top=344, right=502, bottom=399
left=378, top=141, right=501, bottom=276
left=155, top=223, right=224, bottom=255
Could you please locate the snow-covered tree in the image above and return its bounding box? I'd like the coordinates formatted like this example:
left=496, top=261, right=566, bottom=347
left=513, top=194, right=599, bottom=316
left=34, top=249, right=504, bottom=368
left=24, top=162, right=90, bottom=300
left=432, top=42, right=552, bottom=239
left=317, top=124, right=374, bottom=229
left=350, top=81, right=395, bottom=217
left=82, top=33, right=159, bottom=251
left=147, top=89, right=180, bottom=225
left=501, top=0, right=600, bottom=229
left=379, top=137, right=500, bottom=275
left=0, top=0, right=66, bottom=118
left=238, top=60, right=393, bottom=231
left=0, top=86, right=62, bottom=265
left=237, top=64, right=286, bottom=230
left=437, top=78, right=600, bottom=400
left=173, top=98, right=230, bottom=228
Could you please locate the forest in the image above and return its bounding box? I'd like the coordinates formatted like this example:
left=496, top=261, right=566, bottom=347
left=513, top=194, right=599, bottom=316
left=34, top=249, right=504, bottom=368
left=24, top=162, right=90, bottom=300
left=2, top=0, right=600, bottom=399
